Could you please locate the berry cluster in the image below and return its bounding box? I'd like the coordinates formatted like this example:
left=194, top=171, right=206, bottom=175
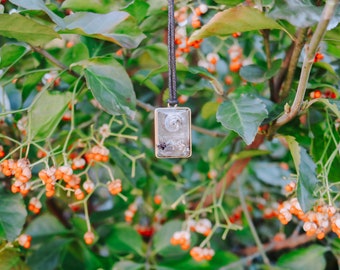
left=107, top=179, right=122, bottom=195
left=124, top=203, right=138, bottom=223
left=188, top=218, right=212, bottom=236
left=0, top=158, right=32, bottom=195
left=278, top=198, right=338, bottom=240
left=228, top=44, right=243, bottom=72
left=198, top=53, right=220, bottom=73
left=170, top=230, right=191, bottom=250
left=84, top=145, right=110, bottom=163
left=310, top=89, right=337, bottom=99
left=18, top=234, right=32, bottom=249
left=190, top=246, right=215, bottom=262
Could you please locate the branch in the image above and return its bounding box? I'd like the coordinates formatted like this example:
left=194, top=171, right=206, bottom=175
left=279, top=28, right=308, bottom=101
left=274, top=0, right=339, bottom=128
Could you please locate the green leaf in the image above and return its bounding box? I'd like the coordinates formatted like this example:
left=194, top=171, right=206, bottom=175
left=0, top=44, right=28, bottom=68
left=213, top=0, right=243, bottom=5
left=132, top=43, right=168, bottom=68
left=216, top=95, right=268, bottom=145
left=61, top=0, right=112, bottom=13
left=285, top=136, right=318, bottom=212
left=0, top=14, right=60, bottom=46
left=251, top=161, right=291, bottom=187
left=9, top=0, right=65, bottom=27
left=25, top=214, right=68, bottom=240
left=58, top=11, right=145, bottom=49
left=314, top=99, right=340, bottom=118
left=269, top=0, right=323, bottom=28
left=0, top=194, right=27, bottom=242
left=124, top=0, right=150, bottom=24
left=277, top=245, right=327, bottom=270
left=26, top=238, right=71, bottom=270
left=189, top=6, right=284, bottom=42
left=202, top=101, right=219, bottom=119
left=112, top=261, right=144, bottom=270
left=82, top=57, right=136, bottom=119
left=153, top=220, right=187, bottom=256
left=106, top=223, right=144, bottom=256
left=0, top=249, right=29, bottom=270
left=28, top=90, right=73, bottom=139
left=62, top=43, right=90, bottom=67
left=240, top=65, right=266, bottom=83
left=22, top=71, right=45, bottom=101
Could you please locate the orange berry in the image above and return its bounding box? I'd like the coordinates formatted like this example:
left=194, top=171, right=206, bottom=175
left=229, top=61, right=242, bottom=72
left=314, top=52, right=324, bottom=62
left=310, top=90, right=322, bottom=99
left=232, top=32, right=241, bottom=38
left=84, top=231, right=95, bottom=245
left=154, top=194, right=162, bottom=205
left=74, top=188, right=85, bottom=200
left=116, top=49, right=123, bottom=56
left=18, top=234, right=32, bottom=249
left=224, top=75, right=233, bottom=85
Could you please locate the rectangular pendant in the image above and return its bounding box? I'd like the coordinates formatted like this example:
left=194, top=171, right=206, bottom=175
left=154, top=107, right=192, bottom=158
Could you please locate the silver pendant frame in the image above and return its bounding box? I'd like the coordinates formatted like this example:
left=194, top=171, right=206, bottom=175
left=154, top=107, right=192, bottom=158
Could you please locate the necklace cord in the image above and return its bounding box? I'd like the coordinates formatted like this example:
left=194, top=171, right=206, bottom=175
left=167, top=0, right=178, bottom=106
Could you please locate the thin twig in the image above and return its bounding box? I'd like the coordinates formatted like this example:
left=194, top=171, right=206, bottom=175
left=274, top=0, right=339, bottom=128
left=261, top=29, right=277, bottom=102
left=30, top=46, right=81, bottom=78
left=238, top=177, right=270, bottom=265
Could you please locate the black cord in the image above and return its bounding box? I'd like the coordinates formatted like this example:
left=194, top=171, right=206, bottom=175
left=167, top=0, right=178, bottom=106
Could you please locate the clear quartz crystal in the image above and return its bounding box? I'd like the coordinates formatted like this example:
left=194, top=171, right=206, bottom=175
left=155, top=107, right=191, bottom=158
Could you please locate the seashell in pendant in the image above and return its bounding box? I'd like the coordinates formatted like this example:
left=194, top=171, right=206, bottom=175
left=164, top=114, right=182, bottom=132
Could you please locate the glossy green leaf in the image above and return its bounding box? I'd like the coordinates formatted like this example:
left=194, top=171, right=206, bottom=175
left=28, top=90, right=73, bottom=139
left=0, top=44, right=28, bottom=68
left=0, top=249, right=29, bottom=270
left=0, top=14, right=60, bottom=46
left=189, top=6, right=284, bottom=42
left=27, top=238, right=71, bottom=270
left=83, top=57, right=136, bottom=119
left=124, top=0, right=150, bottom=23
left=277, top=245, right=327, bottom=270
left=240, top=65, right=266, bottom=83
left=0, top=194, right=27, bottom=242
left=9, top=0, right=65, bottom=27
left=217, top=95, right=268, bottom=145
left=25, top=214, right=68, bottom=240
left=106, top=223, right=144, bottom=256
left=58, top=12, right=145, bottom=49
left=285, top=136, right=318, bottom=212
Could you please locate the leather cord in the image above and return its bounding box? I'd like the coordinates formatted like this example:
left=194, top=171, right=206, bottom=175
left=167, top=0, right=178, bottom=106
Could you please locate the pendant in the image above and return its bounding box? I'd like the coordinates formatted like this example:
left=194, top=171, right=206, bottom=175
left=154, top=107, right=192, bottom=158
